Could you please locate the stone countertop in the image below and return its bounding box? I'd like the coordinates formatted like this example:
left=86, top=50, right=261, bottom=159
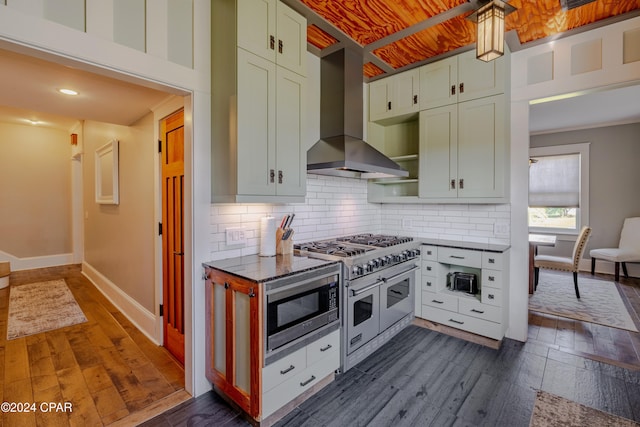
left=202, top=254, right=339, bottom=283
left=419, top=238, right=510, bottom=253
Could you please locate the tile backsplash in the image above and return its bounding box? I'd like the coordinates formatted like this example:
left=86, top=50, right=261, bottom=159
left=207, top=175, right=510, bottom=260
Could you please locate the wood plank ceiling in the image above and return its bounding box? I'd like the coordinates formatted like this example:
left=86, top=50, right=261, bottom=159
left=288, top=0, right=640, bottom=79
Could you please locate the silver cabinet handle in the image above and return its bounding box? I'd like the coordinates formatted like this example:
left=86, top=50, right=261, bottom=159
left=300, top=375, right=316, bottom=387
left=320, top=344, right=332, bottom=352
left=280, top=365, right=295, bottom=375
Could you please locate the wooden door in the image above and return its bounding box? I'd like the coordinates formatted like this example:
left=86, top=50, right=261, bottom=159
left=161, top=110, right=185, bottom=364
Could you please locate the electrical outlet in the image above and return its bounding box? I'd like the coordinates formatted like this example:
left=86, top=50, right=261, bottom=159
left=494, top=221, right=510, bottom=237
left=402, top=218, right=412, bottom=230
left=225, top=227, right=247, bottom=246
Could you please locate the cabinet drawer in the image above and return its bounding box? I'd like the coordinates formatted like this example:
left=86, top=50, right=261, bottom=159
left=459, top=298, right=501, bottom=323
left=422, top=260, right=439, bottom=277
left=422, top=276, right=439, bottom=293
left=306, top=330, right=340, bottom=367
left=482, top=252, right=505, bottom=270
left=424, top=306, right=504, bottom=340
left=421, top=245, right=438, bottom=261
left=422, top=291, right=458, bottom=311
left=438, top=247, right=481, bottom=268
left=481, top=287, right=502, bottom=307
left=482, top=269, right=503, bottom=290
left=262, top=346, right=306, bottom=393
left=262, top=348, right=339, bottom=418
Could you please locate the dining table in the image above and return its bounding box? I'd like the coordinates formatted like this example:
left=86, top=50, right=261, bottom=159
left=528, top=233, right=557, bottom=294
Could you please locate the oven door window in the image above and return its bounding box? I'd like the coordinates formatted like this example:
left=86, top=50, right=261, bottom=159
left=353, top=294, right=373, bottom=327
left=267, top=288, right=322, bottom=336
left=386, top=279, right=410, bottom=308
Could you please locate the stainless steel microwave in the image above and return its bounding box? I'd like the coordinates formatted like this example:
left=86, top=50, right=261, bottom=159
left=264, top=264, right=340, bottom=361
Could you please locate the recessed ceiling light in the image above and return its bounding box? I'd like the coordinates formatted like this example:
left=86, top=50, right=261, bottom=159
left=58, top=88, right=78, bottom=96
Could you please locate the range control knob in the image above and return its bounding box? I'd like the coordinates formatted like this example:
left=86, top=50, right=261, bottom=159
left=352, top=265, right=364, bottom=277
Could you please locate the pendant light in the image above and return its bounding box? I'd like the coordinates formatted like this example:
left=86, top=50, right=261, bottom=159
left=467, top=0, right=517, bottom=62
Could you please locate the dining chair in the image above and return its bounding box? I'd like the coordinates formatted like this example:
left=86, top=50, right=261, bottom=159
left=534, top=226, right=592, bottom=299
left=590, top=217, right=640, bottom=281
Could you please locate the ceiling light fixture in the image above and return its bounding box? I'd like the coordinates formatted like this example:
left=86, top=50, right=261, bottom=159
left=58, top=88, right=79, bottom=96
left=467, top=0, right=517, bottom=62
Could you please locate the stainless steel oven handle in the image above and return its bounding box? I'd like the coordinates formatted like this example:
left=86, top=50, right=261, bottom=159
left=382, top=265, right=419, bottom=283
left=350, top=280, right=384, bottom=296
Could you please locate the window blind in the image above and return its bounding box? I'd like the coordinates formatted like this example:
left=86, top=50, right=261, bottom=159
left=529, top=153, right=580, bottom=207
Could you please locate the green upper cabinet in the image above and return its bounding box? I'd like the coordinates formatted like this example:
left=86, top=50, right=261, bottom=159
left=368, top=47, right=510, bottom=204
left=419, top=49, right=506, bottom=110
left=237, top=0, right=307, bottom=76
left=212, top=0, right=307, bottom=203
left=369, top=68, right=420, bottom=123
left=419, top=94, right=508, bottom=202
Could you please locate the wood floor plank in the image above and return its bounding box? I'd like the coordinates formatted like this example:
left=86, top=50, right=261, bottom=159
left=2, top=378, right=36, bottom=427
left=57, top=365, right=103, bottom=426
left=33, top=383, right=70, bottom=427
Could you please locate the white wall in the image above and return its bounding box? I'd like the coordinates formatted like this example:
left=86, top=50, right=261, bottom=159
left=0, top=123, right=73, bottom=266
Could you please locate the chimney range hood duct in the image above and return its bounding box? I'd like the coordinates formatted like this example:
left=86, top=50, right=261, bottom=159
left=307, top=49, right=408, bottom=179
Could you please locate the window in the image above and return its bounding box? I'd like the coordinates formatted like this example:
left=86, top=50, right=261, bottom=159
left=528, top=143, right=589, bottom=234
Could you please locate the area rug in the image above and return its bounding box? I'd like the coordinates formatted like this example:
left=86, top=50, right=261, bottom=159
left=529, top=390, right=640, bottom=426
left=529, top=271, right=638, bottom=332
left=7, top=279, right=87, bottom=340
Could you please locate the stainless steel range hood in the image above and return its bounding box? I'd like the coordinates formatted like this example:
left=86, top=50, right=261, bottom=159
left=307, top=49, right=408, bottom=179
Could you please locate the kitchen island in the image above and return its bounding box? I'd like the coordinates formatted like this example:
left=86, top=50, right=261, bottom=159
left=202, top=254, right=341, bottom=426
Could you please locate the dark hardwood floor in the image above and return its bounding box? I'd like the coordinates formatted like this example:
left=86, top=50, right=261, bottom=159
left=0, top=265, right=187, bottom=426
left=144, top=271, right=640, bottom=427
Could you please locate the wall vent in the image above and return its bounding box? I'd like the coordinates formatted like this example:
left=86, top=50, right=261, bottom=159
left=560, top=0, right=597, bottom=11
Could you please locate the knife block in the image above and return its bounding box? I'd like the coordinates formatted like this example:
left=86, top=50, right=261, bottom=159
left=276, top=228, right=294, bottom=255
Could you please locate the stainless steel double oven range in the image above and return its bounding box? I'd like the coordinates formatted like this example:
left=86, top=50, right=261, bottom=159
left=295, top=234, right=420, bottom=372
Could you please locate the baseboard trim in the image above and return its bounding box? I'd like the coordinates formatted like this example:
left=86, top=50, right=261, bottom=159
left=0, top=250, right=74, bottom=271
left=82, top=261, right=160, bottom=344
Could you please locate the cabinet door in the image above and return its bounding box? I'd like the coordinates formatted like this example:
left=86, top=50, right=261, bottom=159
left=457, top=94, right=505, bottom=198
left=237, top=0, right=276, bottom=62
left=276, top=1, right=307, bottom=76
left=419, top=56, right=457, bottom=110
left=237, top=49, right=277, bottom=196
left=275, top=67, right=306, bottom=196
left=392, top=68, right=420, bottom=118
left=369, top=78, right=391, bottom=122
left=205, top=270, right=263, bottom=419
left=457, top=49, right=505, bottom=102
left=418, top=105, right=458, bottom=199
